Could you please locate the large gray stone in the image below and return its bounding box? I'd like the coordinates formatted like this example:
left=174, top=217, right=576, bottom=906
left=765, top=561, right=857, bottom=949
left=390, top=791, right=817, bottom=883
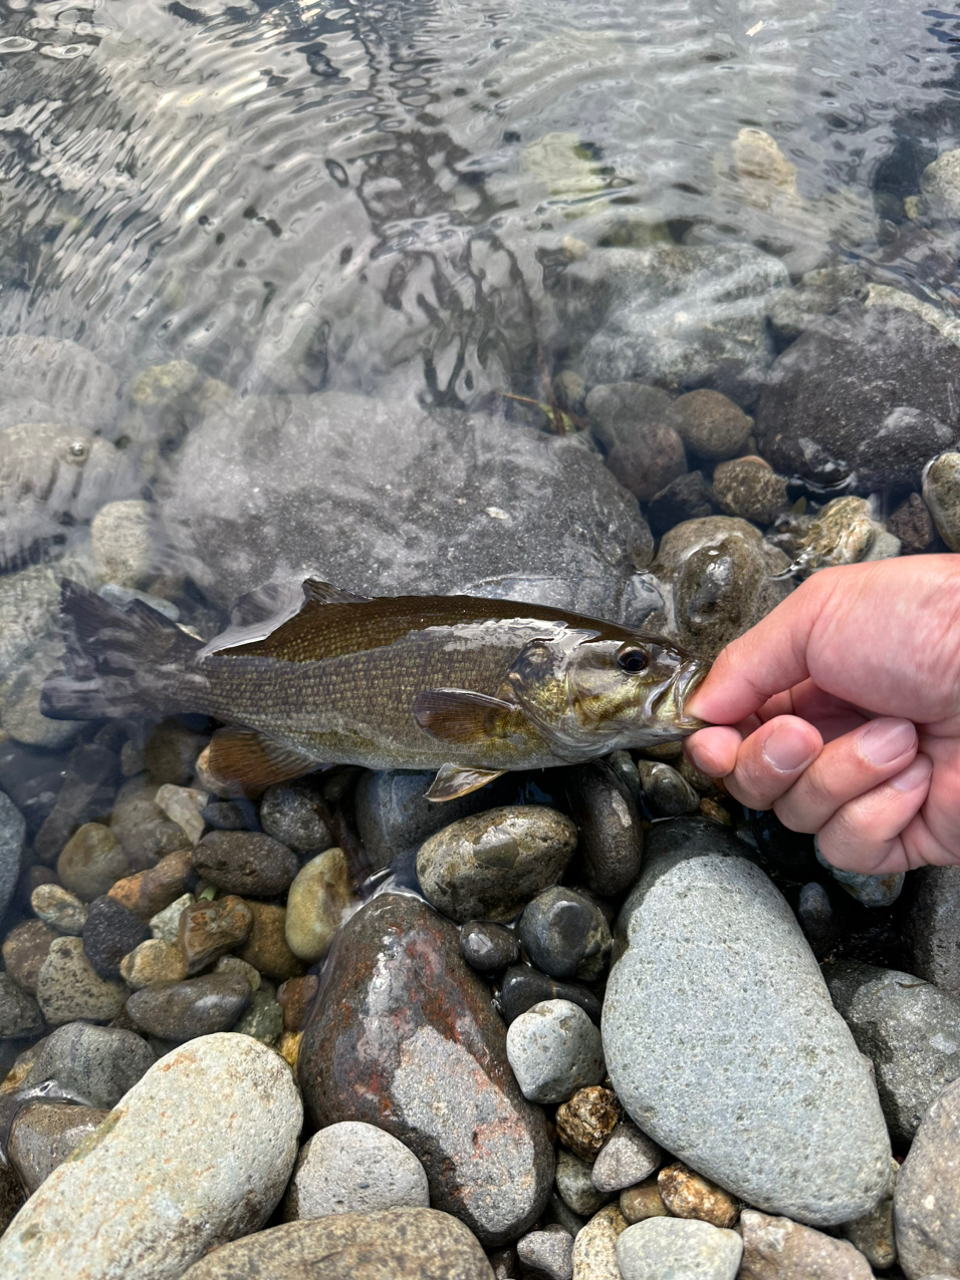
left=616, top=1217, right=742, bottom=1280
left=902, top=866, right=960, bottom=996
left=602, top=818, right=892, bottom=1227
left=894, top=1076, right=960, bottom=1280
left=0, top=788, right=25, bottom=923
left=162, top=392, right=656, bottom=622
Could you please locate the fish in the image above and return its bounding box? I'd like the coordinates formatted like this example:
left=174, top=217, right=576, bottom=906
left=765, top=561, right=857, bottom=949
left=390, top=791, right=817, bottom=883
left=41, top=578, right=709, bottom=801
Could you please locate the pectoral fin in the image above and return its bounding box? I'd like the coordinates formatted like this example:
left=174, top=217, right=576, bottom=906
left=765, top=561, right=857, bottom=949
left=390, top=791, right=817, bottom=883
left=205, top=727, right=323, bottom=795
left=412, top=689, right=518, bottom=744
left=426, top=763, right=506, bottom=802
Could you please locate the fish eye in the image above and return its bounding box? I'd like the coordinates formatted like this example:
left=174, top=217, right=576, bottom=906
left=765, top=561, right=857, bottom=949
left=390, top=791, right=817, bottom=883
left=617, top=647, right=649, bottom=674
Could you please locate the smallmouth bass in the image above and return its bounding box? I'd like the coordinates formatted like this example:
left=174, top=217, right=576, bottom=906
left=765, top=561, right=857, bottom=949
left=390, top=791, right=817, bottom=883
left=42, top=579, right=709, bottom=801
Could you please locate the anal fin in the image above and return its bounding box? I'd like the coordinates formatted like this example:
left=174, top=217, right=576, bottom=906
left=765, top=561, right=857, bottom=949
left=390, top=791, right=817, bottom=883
left=205, top=727, right=323, bottom=796
left=425, top=762, right=506, bottom=802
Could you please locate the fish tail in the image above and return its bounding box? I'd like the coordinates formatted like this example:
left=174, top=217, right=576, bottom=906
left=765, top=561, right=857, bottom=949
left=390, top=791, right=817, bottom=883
left=41, top=580, right=205, bottom=721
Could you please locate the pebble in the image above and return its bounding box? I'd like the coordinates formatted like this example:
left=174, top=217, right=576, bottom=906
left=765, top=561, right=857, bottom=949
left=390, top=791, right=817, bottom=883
left=738, top=1208, right=873, bottom=1279
left=922, top=451, right=960, bottom=550
left=110, top=775, right=192, bottom=866
left=232, top=984, right=284, bottom=1044
left=585, top=382, right=687, bottom=502
left=57, top=822, right=130, bottom=902
left=635, top=759, right=700, bottom=817
left=620, top=1178, right=670, bottom=1223
left=2, top=920, right=56, bottom=992
left=416, top=805, right=578, bottom=924
left=518, top=887, right=612, bottom=983
left=0, top=1034, right=302, bottom=1280
left=571, top=1202, right=627, bottom=1280
left=602, top=817, right=892, bottom=1226
left=277, top=973, right=317, bottom=1031
left=460, top=921, right=520, bottom=971
left=81, top=894, right=151, bottom=979
left=670, top=389, right=753, bottom=461
left=200, top=799, right=260, bottom=832
left=506, top=999, right=605, bottom=1104
left=824, top=958, right=960, bottom=1145
left=647, top=470, right=718, bottom=538
left=125, top=973, right=252, bottom=1043
left=235, top=901, right=305, bottom=981
left=142, top=721, right=208, bottom=786
left=108, top=849, right=195, bottom=919
left=564, top=761, right=642, bottom=896
left=711, top=456, right=789, bottom=526
left=178, top=1207, right=494, bottom=1280
left=555, top=1149, right=611, bottom=1217
left=592, top=1121, right=661, bottom=1193
left=119, top=938, right=189, bottom=989
left=258, top=779, right=334, bottom=852
left=8, top=1101, right=110, bottom=1193
left=902, top=865, right=960, bottom=995
left=795, top=880, right=844, bottom=959
left=556, top=1087, right=622, bottom=1162
left=178, top=894, right=253, bottom=972
left=0, top=971, right=44, bottom=1038
left=0, top=791, right=24, bottom=922
left=657, top=1161, right=739, bottom=1229
left=154, top=783, right=207, bottom=846
left=2, top=657, right=85, bottom=750
left=298, top=893, right=553, bottom=1246
left=149, top=892, right=195, bottom=943
left=35, top=936, right=127, bottom=1026
left=920, top=147, right=960, bottom=217
left=517, top=1226, right=574, bottom=1280
left=14, top=1022, right=155, bottom=1107
left=30, top=882, right=88, bottom=934
left=213, top=954, right=261, bottom=992
left=886, top=490, right=938, bottom=554
left=192, top=830, right=300, bottom=898
left=284, top=847, right=353, bottom=962
left=841, top=1159, right=897, bottom=1271
left=616, top=1217, right=742, bottom=1280
left=32, top=742, right=121, bottom=867
left=282, top=1119, right=429, bottom=1220
left=816, top=839, right=904, bottom=908
left=91, top=499, right=156, bottom=588
left=894, top=1075, right=960, bottom=1279
left=500, top=965, right=602, bottom=1026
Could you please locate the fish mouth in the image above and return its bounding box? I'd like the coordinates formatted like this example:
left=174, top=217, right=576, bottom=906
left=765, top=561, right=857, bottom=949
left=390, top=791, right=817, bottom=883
left=656, top=662, right=709, bottom=733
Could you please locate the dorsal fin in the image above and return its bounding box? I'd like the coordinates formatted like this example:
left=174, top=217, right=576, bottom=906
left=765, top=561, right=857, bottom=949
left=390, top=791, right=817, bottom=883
left=302, top=579, right=371, bottom=606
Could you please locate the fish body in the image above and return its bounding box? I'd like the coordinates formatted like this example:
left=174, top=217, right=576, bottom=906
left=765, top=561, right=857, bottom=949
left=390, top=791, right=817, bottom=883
left=43, top=579, right=709, bottom=800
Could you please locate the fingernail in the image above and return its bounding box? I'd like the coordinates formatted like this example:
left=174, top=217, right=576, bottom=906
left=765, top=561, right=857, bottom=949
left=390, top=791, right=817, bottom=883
left=890, top=756, right=932, bottom=792
left=761, top=723, right=815, bottom=773
left=860, top=718, right=916, bottom=766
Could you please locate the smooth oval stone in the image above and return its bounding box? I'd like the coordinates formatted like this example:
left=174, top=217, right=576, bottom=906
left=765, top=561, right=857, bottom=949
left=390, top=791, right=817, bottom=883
left=30, top=883, right=88, bottom=935
left=555, top=1148, right=610, bottom=1217
left=506, top=1000, right=605, bottom=1105
left=518, top=886, right=612, bottom=982
left=0, top=1034, right=302, bottom=1280
left=15, top=1022, right=156, bottom=1108
left=284, top=848, right=353, bottom=962
left=193, top=830, right=300, bottom=898
left=460, top=921, right=519, bottom=972
left=125, top=973, right=252, bottom=1043
left=617, top=1217, right=743, bottom=1280
left=108, top=849, right=194, bottom=920
left=738, top=1209, right=873, bottom=1279
left=499, top=964, right=602, bottom=1026
left=57, top=823, right=130, bottom=902
left=592, top=1120, right=661, bottom=1194
left=894, top=1076, right=960, bottom=1279
left=298, top=894, right=553, bottom=1246
left=282, top=1120, right=429, bottom=1220
left=178, top=1207, right=493, bottom=1280
left=1, top=920, right=56, bottom=993
left=258, top=779, right=333, bottom=853
left=8, top=1101, right=110, bottom=1193
left=416, top=805, right=577, bottom=924
left=602, top=818, right=892, bottom=1227
left=565, top=761, right=643, bottom=896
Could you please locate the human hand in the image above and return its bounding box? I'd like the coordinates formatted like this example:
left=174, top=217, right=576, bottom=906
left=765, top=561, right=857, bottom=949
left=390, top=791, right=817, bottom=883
left=683, top=554, right=960, bottom=874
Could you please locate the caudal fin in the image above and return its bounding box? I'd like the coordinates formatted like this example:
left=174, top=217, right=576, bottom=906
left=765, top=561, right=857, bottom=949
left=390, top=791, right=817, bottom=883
left=41, top=581, right=205, bottom=721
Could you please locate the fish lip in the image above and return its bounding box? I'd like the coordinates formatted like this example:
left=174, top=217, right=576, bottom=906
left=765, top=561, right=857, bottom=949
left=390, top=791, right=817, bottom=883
left=662, top=662, right=710, bottom=732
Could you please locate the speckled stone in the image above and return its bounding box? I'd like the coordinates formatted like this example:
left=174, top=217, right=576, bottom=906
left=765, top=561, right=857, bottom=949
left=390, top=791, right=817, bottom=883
left=517, top=1226, right=574, bottom=1280
left=894, top=1076, right=960, bottom=1279
left=35, top=936, right=127, bottom=1026
left=0, top=788, right=25, bottom=922
left=57, top=823, right=130, bottom=902
left=556, top=1087, right=623, bottom=1162
left=284, top=848, right=353, bottom=962
left=564, top=762, right=642, bottom=897
left=82, top=895, right=152, bottom=979
left=108, top=849, right=194, bottom=919
left=110, top=775, right=192, bottom=865
left=31, top=882, right=88, bottom=934
left=258, top=779, right=334, bottom=853
left=298, top=894, right=553, bottom=1247
left=193, top=830, right=299, bottom=898
left=616, top=1217, right=742, bottom=1280
left=232, top=984, right=284, bottom=1044
left=738, top=1209, right=873, bottom=1279
left=142, top=720, right=209, bottom=786
left=460, top=921, right=519, bottom=972
left=0, top=1034, right=302, bottom=1280
left=572, top=1203, right=627, bottom=1279
left=154, top=784, right=207, bottom=846
left=0, top=972, right=44, bottom=1038
left=712, top=456, right=789, bottom=526
left=657, top=1162, right=739, bottom=1229
left=13, top=1022, right=156, bottom=1108
left=1, top=920, right=56, bottom=993
left=518, top=887, right=612, bottom=982
left=592, top=1121, right=661, bottom=1194
left=416, top=806, right=578, bottom=924
left=841, top=1159, right=897, bottom=1272
left=555, top=1148, right=610, bottom=1217
left=902, top=866, right=960, bottom=996
left=178, top=894, right=253, bottom=973
left=8, top=1101, right=110, bottom=1193
left=91, top=499, right=156, bottom=589
left=235, top=901, right=305, bottom=981
left=670, top=389, right=753, bottom=461
left=119, top=938, right=189, bottom=989
left=922, top=451, right=960, bottom=550
left=126, top=973, right=252, bottom=1043
left=282, top=1120, right=429, bottom=1220
left=506, top=1000, right=605, bottom=1104
left=178, top=1208, right=494, bottom=1280
left=620, top=1178, right=669, bottom=1224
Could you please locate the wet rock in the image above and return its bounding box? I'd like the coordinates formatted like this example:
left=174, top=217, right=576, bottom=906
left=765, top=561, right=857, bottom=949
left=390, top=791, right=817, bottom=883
left=653, top=515, right=791, bottom=659
left=232, top=984, right=284, bottom=1044
left=2, top=920, right=56, bottom=993
left=213, top=955, right=261, bottom=993
left=460, top=921, right=519, bottom=972
left=921, top=147, right=960, bottom=218
left=894, top=1076, right=960, bottom=1278
left=506, top=999, right=605, bottom=1104
left=500, top=965, right=602, bottom=1026
left=0, top=1034, right=301, bottom=1280
left=201, top=799, right=260, bottom=832
left=564, top=762, right=642, bottom=896
left=635, top=759, right=700, bottom=817
left=555, top=243, right=787, bottom=400
left=35, top=936, right=127, bottom=1026
left=556, top=1086, right=622, bottom=1162
left=235, top=901, right=305, bottom=981
left=602, top=817, right=892, bottom=1226
left=592, top=1121, right=661, bottom=1194
left=107, top=848, right=195, bottom=919
left=616, top=1217, right=742, bottom=1280
left=3, top=654, right=85, bottom=749
left=796, top=881, right=844, bottom=959
left=657, top=1162, right=739, bottom=1229
left=57, top=822, right=130, bottom=901
left=126, top=973, right=252, bottom=1042
left=584, top=382, right=686, bottom=502
left=711, top=456, right=789, bottom=526
left=670, top=390, right=752, bottom=462
left=518, top=887, right=612, bottom=982
left=277, top=974, right=318, bottom=1032
left=119, top=938, right=189, bottom=989
left=31, top=882, right=88, bottom=934
left=620, top=1178, right=670, bottom=1224
left=0, top=788, right=24, bottom=920
left=572, top=1203, right=628, bottom=1280
left=178, top=894, right=253, bottom=973
left=143, top=721, right=208, bottom=787
left=0, top=972, right=44, bottom=1038
left=555, top=1148, right=610, bottom=1217
left=282, top=1120, right=429, bottom=1220
left=163, top=393, right=656, bottom=622
left=756, top=307, right=960, bottom=490
left=82, top=894, right=152, bottom=979
left=298, top=893, right=554, bottom=1246
left=922, top=451, right=960, bottom=551
left=32, top=742, right=121, bottom=866
left=284, top=848, right=353, bottom=962
left=153, top=783, right=206, bottom=846
left=191, top=830, right=301, bottom=898
left=110, top=775, right=192, bottom=866
left=517, top=1226, right=574, bottom=1280
left=417, top=806, right=578, bottom=924
left=902, top=865, right=960, bottom=995
left=258, top=779, right=334, bottom=853
left=738, top=1209, right=873, bottom=1279
left=886, top=490, right=938, bottom=553
left=646, top=470, right=718, bottom=538
left=13, top=1022, right=155, bottom=1108
left=824, top=959, right=960, bottom=1145
left=179, top=1207, right=494, bottom=1280
left=149, top=892, right=194, bottom=943
left=91, top=499, right=157, bottom=589
left=766, top=264, right=867, bottom=341
left=8, top=1102, right=110, bottom=1193
left=841, top=1160, right=897, bottom=1271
